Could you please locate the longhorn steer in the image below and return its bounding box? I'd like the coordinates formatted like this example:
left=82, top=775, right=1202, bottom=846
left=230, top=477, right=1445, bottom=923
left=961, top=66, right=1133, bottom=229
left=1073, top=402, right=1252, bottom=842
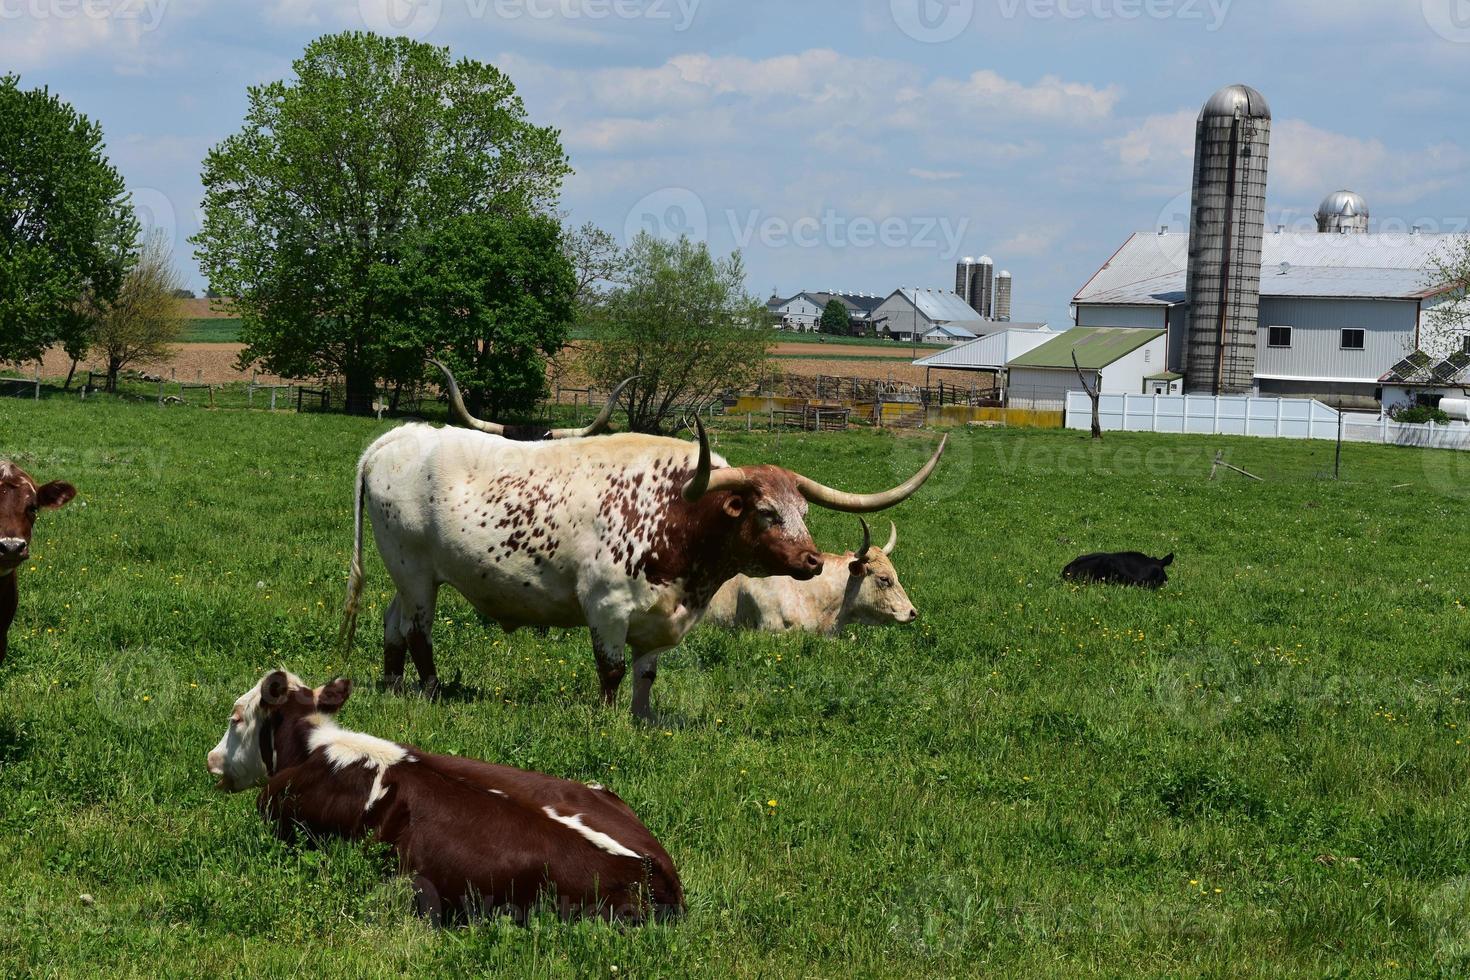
left=206, top=671, right=682, bottom=923
left=705, top=519, right=918, bottom=633
left=342, top=373, right=946, bottom=718
left=0, top=461, right=75, bottom=666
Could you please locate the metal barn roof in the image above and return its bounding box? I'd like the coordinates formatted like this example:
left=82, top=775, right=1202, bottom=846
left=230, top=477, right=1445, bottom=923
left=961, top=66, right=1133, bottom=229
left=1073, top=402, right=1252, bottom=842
left=890, top=287, right=988, bottom=324
left=912, top=327, right=1058, bottom=370
left=1074, top=232, right=1468, bottom=306
left=1008, top=327, right=1165, bottom=370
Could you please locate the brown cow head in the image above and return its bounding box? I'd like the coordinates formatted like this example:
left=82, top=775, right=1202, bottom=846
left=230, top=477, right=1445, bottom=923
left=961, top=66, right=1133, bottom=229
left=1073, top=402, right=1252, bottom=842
left=0, top=461, right=75, bottom=576
left=680, top=419, right=946, bottom=585
left=844, top=520, right=918, bottom=625
left=207, top=670, right=351, bottom=791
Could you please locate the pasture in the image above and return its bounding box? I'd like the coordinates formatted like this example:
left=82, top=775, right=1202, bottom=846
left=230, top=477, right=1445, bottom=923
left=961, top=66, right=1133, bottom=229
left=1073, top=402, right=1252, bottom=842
left=2, top=397, right=1470, bottom=976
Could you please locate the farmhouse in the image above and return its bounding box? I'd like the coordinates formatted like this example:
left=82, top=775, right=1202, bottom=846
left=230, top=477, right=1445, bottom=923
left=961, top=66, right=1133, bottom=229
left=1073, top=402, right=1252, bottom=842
left=1378, top=348, right=1470, bottom=415
left=766, top=292, right=826, bottom=331
left=1073, top=229, right=1470, bottom=407
left=870, top=287, right=991, bottom=342
left=1004, top=326, right=1167, bottom=409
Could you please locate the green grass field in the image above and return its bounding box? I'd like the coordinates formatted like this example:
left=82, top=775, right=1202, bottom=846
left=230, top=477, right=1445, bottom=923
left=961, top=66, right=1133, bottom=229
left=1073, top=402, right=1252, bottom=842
left=179, top=318, right=243, bottom=343
left=2, top=397, right=1470, bottom=976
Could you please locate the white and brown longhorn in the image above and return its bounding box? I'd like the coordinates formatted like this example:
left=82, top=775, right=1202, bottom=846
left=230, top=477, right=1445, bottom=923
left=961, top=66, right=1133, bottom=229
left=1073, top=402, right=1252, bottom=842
left=704, top=519, right=917, bottom=633
left=206, top=671, right=683, bottom=923
left=341, top=367, right=946, bottom=718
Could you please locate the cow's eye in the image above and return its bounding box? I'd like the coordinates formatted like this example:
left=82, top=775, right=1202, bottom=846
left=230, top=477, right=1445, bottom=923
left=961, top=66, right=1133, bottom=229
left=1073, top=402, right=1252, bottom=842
left=878, top=576, right=893, bottom=588
left=758, top=508, right=781, bottom=524
left=24, top=504, right=36, bottom=518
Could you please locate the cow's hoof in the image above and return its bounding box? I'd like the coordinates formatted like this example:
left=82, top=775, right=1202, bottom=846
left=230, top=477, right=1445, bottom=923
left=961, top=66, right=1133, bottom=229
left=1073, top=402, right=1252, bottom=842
left=421, top=677, right=441, bottom=701
left=382, top=674, right=405, bottom=695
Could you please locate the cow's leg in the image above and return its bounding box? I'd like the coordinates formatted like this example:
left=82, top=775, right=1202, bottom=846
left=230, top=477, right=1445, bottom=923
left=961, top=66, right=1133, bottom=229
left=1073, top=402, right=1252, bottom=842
left=385, top=582, right=440, bottom=697
left=629, top=648, right=671, bottom=723
left=583, top=614, right=629, bottom=708
left=382, top=594, right=409, bottom=692
left=0, top=573, right=16, bottom=666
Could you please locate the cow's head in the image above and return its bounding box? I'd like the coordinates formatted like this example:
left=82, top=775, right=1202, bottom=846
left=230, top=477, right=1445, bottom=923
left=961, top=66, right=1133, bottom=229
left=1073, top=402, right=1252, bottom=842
left=206, top=670, right=351, bottom=791
left=0, top=461, right=75, bottom=576
left=843, top=520, right=918, bottom=625
left=1146, top=553, right=1175, bottom=588
left=681, top=420, right=946, bottom=584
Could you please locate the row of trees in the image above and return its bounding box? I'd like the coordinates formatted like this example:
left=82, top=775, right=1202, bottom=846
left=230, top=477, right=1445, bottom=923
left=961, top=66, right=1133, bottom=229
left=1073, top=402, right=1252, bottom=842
left=4, top=34, right=769, bottom=428
left=0, top=74, right=186, bottom=389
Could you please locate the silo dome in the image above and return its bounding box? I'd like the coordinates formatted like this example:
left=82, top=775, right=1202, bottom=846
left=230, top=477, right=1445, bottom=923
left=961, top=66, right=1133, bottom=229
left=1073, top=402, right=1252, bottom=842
left=1315, top=189, right=1369, bottom=233
left=1198, top=83, right=1271, bottom=121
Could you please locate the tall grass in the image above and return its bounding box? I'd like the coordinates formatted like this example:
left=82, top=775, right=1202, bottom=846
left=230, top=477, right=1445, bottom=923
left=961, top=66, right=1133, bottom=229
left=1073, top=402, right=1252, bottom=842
left=1, top=397, right=1468, bottom=976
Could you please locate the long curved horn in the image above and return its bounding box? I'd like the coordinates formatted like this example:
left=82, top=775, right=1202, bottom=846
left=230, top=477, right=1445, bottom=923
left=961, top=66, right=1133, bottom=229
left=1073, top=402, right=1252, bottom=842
left=853, top=518, right=873, bottom=565
left=427, top=358, right=504, bottom=435
left=882, top=521, right=898, bottom=556
left=794, top=435, right=948, bottom=513
left=547, top=376, right=640, bottom=439
left=682, top=416, right=757, bottom=501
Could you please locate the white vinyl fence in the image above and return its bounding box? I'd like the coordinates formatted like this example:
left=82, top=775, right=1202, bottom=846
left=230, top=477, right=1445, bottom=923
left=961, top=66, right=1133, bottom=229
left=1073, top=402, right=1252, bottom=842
left=1065, top=391, right=1470, bottom=451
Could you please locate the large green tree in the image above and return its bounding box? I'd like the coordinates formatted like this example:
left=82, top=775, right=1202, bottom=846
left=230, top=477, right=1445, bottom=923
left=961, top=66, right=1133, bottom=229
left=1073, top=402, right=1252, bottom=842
left=0, top=74, right=136, bottom=366
left=194, top=32, right=569, bottom=413
left=585, top=233, right=767, bottom=434
left=820, top=298, right=852, bottom=336
left=393, top=211, right=575, bottom=419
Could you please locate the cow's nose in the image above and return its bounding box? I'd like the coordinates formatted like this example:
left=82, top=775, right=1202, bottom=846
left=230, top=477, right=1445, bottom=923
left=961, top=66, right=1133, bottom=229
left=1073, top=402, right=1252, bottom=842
left=905, top=609, right=919, bottom=623
left=207, top=751, right=224, bottom=777
left=802, top=551, right=822, bottom=572
left=0, top=538, right=27, bottom=559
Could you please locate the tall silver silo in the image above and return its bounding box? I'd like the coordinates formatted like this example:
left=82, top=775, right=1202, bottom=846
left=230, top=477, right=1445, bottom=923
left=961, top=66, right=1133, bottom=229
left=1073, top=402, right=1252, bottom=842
left=970, top=254, right=994, bottom=317
left=955, top=257, right=976, bottom=306
left=1315, top=189, right=1369, bottom=233
left=1183, top=84, right=1271, bottom=395
left=995, top=270, right=1012, bottom=321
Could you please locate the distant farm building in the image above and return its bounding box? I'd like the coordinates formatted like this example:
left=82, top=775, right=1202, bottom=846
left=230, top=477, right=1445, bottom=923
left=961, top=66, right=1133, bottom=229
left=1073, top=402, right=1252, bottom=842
left=911, top=325, right=1056, bottom=387
left=1005, top=327, right=1167, bottom=409
left=870, top=287, right=992, bottom=342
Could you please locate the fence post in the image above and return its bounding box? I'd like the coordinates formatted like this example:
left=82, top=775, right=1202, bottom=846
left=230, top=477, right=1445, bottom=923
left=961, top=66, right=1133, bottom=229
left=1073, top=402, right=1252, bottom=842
left=33, top=366, right=40, bottom=401
left=157, top=381, right=164, bottom=406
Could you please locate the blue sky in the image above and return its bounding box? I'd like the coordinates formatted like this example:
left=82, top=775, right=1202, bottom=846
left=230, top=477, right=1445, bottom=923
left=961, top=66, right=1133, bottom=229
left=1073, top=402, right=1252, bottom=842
left=8, top=0, right=1469, bottom=326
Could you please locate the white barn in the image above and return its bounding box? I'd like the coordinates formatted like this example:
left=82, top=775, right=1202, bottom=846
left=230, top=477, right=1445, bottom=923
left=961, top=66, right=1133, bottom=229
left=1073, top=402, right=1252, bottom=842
left=1004, top=327, right=1167, bottom=410
left=1073, top=230, right=1470, bottom=407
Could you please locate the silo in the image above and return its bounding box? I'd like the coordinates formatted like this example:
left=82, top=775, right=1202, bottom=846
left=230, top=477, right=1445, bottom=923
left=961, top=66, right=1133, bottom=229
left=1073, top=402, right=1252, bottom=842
left=1315, top=190, right=1369, bottom=233
left=995, top=270, right=1012, bottom=321
left=970, top=254, right=994, bottom=317
left=1183, top=84, right=1271, bottom=395
left=954, top=258, right=976, bottom=306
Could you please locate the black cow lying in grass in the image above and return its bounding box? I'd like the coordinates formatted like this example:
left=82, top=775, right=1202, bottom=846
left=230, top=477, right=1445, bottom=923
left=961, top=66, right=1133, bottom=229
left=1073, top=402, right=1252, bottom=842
left=1062, top=552, right=1174, bottom=589
left=207, top=671, right=684, bottom=924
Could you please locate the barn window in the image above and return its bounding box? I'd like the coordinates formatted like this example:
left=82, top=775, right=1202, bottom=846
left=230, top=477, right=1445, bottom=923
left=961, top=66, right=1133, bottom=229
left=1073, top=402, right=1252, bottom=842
left=1340, top=328, right=1365, bottom=351
left=1267, top=326, right=1292, bottom=348
left=1461, top=335, right=1470, bottom=355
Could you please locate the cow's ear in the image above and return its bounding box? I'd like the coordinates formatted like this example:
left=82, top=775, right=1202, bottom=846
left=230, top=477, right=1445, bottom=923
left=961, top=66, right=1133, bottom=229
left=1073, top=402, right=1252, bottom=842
left=36, top=481, right=76, bottom=509
left=260, top=670, right=291, bottom=707
left=848, top=559, right=868, bottom=577
left=316, top=678, right=352, bottom=714
left=1160, top=553, right=1174, bottom=567
left=722, top=495, right=744, bottom=518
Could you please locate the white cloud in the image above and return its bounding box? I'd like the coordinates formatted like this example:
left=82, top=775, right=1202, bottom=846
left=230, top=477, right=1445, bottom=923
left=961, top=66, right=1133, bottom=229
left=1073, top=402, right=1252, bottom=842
left=908, top=168, right=964, bottom=181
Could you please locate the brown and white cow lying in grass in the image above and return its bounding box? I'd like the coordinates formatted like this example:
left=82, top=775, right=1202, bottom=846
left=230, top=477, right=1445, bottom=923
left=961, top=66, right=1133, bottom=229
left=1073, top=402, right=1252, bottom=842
left=0, top=461, right=75, bottom=666
left=207, top=671, right=683, bottom=924
left=704, top=520, right=917, bottom=633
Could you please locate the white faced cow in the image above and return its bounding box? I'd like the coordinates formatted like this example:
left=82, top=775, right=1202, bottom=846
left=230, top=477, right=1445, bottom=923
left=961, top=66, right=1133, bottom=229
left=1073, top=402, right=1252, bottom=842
left=704, top=519, right=917, bottom=633
left=206, top=670, right=683, bottom=923
left=341, top=374, right=946, bottom=718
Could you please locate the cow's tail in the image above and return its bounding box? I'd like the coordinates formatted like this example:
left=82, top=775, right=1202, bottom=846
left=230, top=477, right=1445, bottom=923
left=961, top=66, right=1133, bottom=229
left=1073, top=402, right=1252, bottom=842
left=338, top=448, right=370, bottom=664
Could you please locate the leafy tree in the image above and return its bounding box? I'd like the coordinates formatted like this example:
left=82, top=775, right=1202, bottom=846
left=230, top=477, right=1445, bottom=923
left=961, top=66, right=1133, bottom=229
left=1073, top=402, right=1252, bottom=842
left=394, top=211, right=574, bottom=419
left=562, top=221, right=625, bottom=306
left=194, top=32, right=569, bottom=413
left=820, top=298, right=852, bottom=336
left=84, top=231, right=185, bottom=390
left=584, top=233, right=768, bottom=434
left=0, top=74, right=136, bottom=366
left=1423, top=237, right=1470, bottom=355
